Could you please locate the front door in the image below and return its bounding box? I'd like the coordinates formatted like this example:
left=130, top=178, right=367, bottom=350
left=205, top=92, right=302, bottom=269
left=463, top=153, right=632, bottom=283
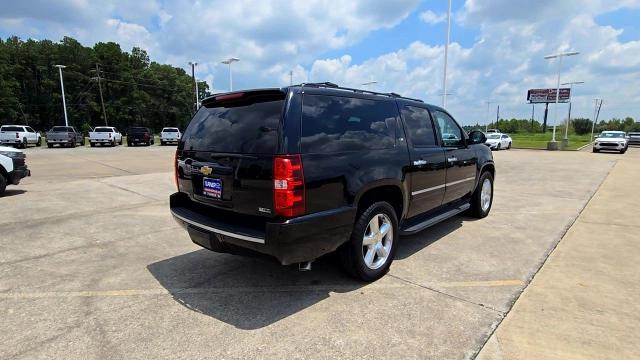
left=431, top=110, right=478, bottom=204
left=400, top=105, right=447, bottom=218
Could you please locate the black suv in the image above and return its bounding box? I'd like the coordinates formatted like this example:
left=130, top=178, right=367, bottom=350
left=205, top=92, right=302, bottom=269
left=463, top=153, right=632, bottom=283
left=170, top=83, right=494, bottom=281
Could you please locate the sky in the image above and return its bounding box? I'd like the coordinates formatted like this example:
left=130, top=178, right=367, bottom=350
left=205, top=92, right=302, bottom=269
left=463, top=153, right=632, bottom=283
left=1, top=0, right=640, bottom=125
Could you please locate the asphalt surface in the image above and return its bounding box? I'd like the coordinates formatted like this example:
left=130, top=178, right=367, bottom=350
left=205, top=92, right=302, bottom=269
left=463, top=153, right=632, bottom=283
left=0, top=145, right=624, bottom=359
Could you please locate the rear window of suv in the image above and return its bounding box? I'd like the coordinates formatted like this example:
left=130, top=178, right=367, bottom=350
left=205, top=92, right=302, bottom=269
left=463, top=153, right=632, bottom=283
left=301, top=95, right=397, bottom=153
left=51, top=126, right=74, bottom=132
left=182, top=93, right=284, bottom=153
left=94, top=127, right=113, bottom=132
left=163, top=128, right=179, bottom=132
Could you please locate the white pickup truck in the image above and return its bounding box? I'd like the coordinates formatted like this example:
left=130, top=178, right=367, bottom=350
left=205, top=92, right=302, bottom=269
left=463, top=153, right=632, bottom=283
left=89, top=127, right=122, bottom=147
left=160, top=127, right=181, bottom=145
left=0, top=125, right=42, bottom=148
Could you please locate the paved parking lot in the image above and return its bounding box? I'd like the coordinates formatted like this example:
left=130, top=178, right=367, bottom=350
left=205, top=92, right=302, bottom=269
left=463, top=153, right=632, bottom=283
left=0, top=145, right=631, bottom=358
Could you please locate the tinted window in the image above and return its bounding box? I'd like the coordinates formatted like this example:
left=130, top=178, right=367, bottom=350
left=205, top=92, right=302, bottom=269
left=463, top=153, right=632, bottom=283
left=94, top=127, right=113, bottom=132
left=26, top=127, right=35, bottom=132
left=501, top=135, right=508, bottom=139
left=301, top=95, right=397, bottom=153
left=51, top=126, right=74, bottom=132
left=163, top=128, right=179, bottom=132
left=128, top=127, right=148, bottom=133
left=433, top=110, right=464, bottom=147
left=401, top=106, right=437, bottom=147
left=182, top=94, right=284, bottom=153
left=1, top=126, right=24, bottom=132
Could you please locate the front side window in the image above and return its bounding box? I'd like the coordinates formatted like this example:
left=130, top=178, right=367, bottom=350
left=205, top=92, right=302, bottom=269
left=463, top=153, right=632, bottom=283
left=301, top=95, right=397, bottom=153
left=433, top=110, right=464, bottom=147
left=401, top=106, right=437, bottom=147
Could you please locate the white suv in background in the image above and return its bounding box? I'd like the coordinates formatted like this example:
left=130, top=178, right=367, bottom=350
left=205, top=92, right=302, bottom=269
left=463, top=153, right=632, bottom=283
left=593, top=131, right=628, bottom=154
left=0, top=125, right=42, bottom=148
left=160, top=127, right=181, bottom=145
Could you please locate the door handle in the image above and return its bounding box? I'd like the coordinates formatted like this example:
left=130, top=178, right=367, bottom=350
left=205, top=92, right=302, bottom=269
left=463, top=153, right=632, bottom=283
left=447, top=157, right=458, bottom=162
left=413, top=159, right=427, bottom=166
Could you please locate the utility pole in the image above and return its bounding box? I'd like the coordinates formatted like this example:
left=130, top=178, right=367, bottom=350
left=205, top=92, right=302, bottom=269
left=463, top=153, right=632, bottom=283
left=188, top=61, right=198, bottom=113
left=95, top=63, right=108, bottom=126
left=591, top=99, right=603, bottom=142
left=55, top=65, right=69, bottom=127
left=485, top=101, right=495, bottom=132
left=560, top=81, right=584, bottom=148
left=289, top=70, right=293, bottom=86
left=496, top=104, right=500, bottom=129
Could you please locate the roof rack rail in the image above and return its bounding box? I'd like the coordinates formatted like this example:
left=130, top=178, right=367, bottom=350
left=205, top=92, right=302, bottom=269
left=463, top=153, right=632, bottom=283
left=297, top=82, right=423, bottom=103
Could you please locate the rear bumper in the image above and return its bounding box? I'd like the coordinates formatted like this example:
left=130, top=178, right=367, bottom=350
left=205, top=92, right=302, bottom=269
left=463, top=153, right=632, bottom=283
left=0, top=139, right=21, bottom=146
left=169, top=192, right=356, bottom=265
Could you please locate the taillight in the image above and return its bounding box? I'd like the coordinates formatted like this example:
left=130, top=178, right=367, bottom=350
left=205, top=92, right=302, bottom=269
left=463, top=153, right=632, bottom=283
left=273, top=155, right=305, bottom=217
left=144, top=132, right=150, bottom=139
left=109, top=133, right=112, bottom=138
left=15, top=132, right=19, bottom=138
left=174, top=150, right=180, bottom=191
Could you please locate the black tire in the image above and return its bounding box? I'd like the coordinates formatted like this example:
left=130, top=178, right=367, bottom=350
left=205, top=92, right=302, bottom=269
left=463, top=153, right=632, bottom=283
left=469, top=171, right=494, bottom=218
left=111, top=140, right=116, bottom=147
left=21, top=138, right=27, bottom=149
left=119, top=138, right=123, bottom=145
left=70, top=141, right=76, bottom=148
left=620, top=149, right=626, bottom=154
left=496, top=143, right=501, bottom=150
left=0, top=172, right=7, bottom=195
left=339, top=201, right=398, bottom=282
left=593, top=148, right=599, bottom=153
left=81, top=138, right=85, bottom=146
left=507, top=142, right=511, bottom=150
left=90, top=143, right=96, bottom=148
left=160, top=141, right=165, bottom=146
left=36, top=137, right=41, bottom=147
left=47, top=143, right=53, bottom=148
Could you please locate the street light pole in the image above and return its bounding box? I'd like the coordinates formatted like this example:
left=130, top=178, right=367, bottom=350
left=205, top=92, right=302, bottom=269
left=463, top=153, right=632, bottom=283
left=485, top=101, right=495, bottom=132
left=289, top=70, right=293, bottom=86
left=544, top=51, right=579, bottom=150
left=188, top=61, right=198, bottom=112
left=221, top=58, right=240, bottom=91
left=591, top=99, right=602, bottom=143
left=442, top=0, right=452, bottom=108
left=560, top=80, right=584, bottom=147
left=54, top=65, right=69, bottom=127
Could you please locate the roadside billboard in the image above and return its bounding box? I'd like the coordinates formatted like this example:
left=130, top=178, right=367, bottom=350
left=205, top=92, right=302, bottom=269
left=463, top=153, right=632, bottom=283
left=527, top=88, right=571, bottom=103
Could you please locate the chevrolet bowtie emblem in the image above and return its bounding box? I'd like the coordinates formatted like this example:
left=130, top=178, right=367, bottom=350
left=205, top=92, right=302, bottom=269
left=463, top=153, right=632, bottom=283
left=200, top=166, right=213, bottom=176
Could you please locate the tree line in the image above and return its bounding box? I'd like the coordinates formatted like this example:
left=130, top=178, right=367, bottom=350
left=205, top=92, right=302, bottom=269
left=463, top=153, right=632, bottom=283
left=464, top=117, right=639, bottom=135
left=0, top=36, right=209, bottom=134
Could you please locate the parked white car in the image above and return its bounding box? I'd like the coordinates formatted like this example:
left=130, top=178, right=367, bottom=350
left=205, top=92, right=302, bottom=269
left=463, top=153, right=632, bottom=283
left=593, top=131, right=628, bottom=154
left=485, top=133, right=512, bottom=150
left=89, top=127, right=122, bottom=147
left=0, top=125, right=42, bottom=148
left=160, top=127, right=181, bottom=145
left=0, top=146, right=30, bottom=195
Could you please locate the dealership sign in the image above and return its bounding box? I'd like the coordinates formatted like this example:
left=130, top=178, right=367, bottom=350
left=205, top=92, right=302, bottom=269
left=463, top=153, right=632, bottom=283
left=527, top=88, right=571, bottom=103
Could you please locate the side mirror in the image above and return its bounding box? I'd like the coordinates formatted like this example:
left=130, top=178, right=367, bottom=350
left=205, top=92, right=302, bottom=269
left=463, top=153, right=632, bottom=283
left=468, top=130, right=486, bottom=145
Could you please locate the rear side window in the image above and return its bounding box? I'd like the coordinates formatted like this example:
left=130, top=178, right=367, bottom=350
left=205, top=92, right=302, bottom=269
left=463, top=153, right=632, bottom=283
left=183, top=93, right=284, bottom=153
left=401, top=106, right=437, bottom=147
left=301, top=95, right=397, bottom=153
left=1, top=126, right=24, bottom=132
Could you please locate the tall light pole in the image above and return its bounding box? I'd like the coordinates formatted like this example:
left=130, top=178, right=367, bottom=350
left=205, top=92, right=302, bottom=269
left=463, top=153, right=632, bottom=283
left=221, top=58, right=240, bottom=91
left=441, top=0, right=452, bottom=108
left=591, top=99, right=602, bottom=143
left=289, top=70, right=293, bottom=86
left=560, top=80, right=584, bottom=147
left=188, top=61, right=198, bottom=112
left=485, top=101, right=495, bottom=132
left=362, top=81, right=377, bottom=90
left=544, top=51, right=579, bottom=150
left=54, top=65, right=69, bottom=127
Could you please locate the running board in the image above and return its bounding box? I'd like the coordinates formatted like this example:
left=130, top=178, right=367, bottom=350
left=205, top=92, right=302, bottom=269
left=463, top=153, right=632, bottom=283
left=400, top=203, right=470, bottom=236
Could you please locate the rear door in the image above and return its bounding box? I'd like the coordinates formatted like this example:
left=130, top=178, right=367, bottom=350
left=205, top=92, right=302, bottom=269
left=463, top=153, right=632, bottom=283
left=399, top=105, right=446, bottom=218
left=431, top=109, right=478, bottom=204
left=179, top=90, right=286, bottom=217
left=26, top=127, right=37, bottom=143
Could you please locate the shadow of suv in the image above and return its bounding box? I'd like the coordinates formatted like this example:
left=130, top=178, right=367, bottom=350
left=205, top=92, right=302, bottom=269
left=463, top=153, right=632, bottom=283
left=170, top=83, right=494, bottom=281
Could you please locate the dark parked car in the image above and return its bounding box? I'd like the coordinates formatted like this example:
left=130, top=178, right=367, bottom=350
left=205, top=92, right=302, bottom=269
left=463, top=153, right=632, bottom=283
left=627, top=132, right=640, bottom=146
left=127, top=127, right=154, bottom=146
left=170, top=83, right=494, bottom=281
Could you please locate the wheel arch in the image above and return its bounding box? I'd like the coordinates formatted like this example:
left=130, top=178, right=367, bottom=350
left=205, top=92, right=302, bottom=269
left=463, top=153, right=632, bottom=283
left=353, top=181, right=406, bottom=221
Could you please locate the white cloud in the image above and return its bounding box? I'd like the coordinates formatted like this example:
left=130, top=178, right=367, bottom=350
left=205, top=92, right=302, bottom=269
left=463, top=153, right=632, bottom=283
left=419, top=10, right=446, bottom=25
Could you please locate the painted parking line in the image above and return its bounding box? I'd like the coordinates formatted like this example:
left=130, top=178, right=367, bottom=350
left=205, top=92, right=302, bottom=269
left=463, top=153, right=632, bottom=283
left=0, top=279, right=524, bottom=299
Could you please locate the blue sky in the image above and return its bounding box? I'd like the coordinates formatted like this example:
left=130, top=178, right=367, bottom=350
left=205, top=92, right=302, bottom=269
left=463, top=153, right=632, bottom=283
left=1, top=0, right=639, bottom=124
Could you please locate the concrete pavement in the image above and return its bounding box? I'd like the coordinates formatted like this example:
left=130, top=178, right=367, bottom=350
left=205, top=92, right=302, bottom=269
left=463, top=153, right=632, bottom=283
left=477, top=146, right=640, bottom=359
left=0, top=145, right=626, bottom=359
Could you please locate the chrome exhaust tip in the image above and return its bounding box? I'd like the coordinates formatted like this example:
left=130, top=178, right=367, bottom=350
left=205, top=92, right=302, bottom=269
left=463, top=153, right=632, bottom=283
left=298, top=261, right=312, bottom=271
